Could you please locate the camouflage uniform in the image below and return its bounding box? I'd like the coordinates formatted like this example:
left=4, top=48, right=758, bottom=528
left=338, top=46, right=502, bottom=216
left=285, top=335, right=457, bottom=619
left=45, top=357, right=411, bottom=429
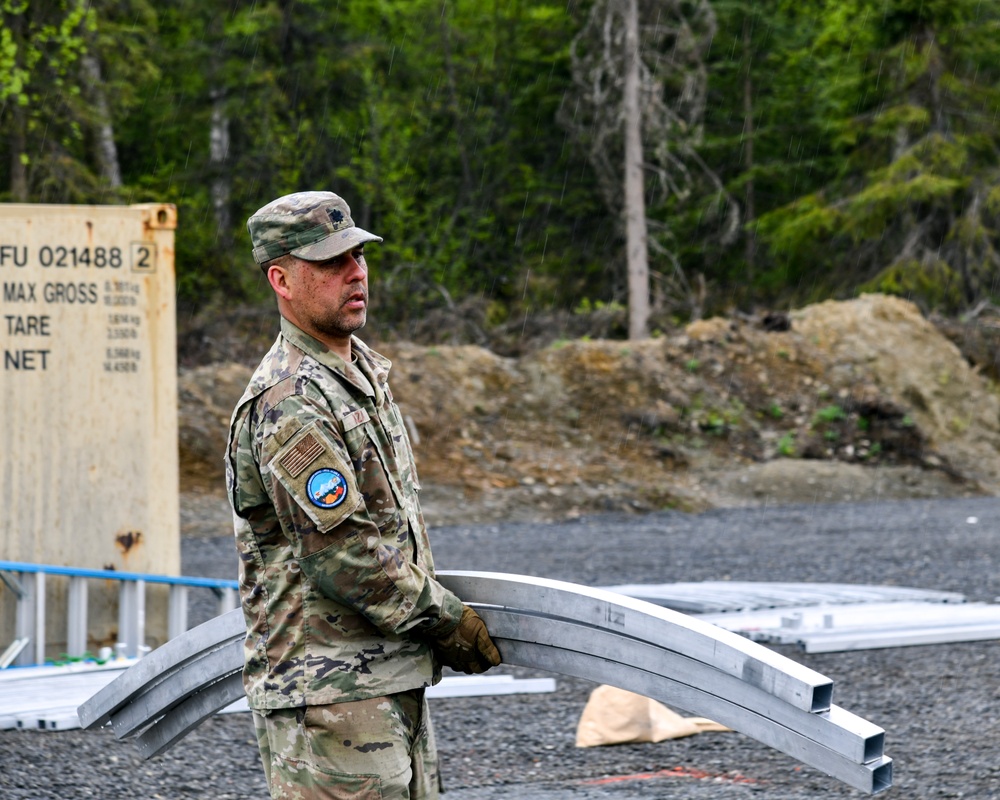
left=226, top=316, right=465, bottom=797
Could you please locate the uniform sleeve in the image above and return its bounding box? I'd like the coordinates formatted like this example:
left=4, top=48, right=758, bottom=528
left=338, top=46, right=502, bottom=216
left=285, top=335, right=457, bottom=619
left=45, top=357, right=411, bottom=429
left=260, top=394, right=464, bottom=637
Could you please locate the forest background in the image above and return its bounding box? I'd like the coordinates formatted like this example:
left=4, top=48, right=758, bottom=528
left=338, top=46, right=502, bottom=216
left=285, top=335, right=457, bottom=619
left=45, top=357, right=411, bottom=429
left=4, top=0, right=1000, bottom=356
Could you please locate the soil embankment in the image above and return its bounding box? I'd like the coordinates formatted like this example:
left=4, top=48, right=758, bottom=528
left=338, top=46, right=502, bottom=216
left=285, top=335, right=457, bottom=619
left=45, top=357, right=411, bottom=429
left=179, top=294, right=999, bottom=524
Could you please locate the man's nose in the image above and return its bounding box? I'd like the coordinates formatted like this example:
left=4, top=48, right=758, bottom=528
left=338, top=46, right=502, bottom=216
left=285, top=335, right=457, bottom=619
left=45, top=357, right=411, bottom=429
left=344, top=254, right=366, bottom=280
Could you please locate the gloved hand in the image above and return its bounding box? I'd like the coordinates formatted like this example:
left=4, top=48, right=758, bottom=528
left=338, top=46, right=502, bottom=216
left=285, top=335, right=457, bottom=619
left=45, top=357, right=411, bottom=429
left=430, top=605, right=501, bottom=674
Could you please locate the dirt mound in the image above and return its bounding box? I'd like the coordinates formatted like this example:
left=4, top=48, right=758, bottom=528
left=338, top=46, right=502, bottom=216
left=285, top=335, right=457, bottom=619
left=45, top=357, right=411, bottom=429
left=793, top=295, right=1000, bottom=489
left=178, top=294, right=995, bottom=520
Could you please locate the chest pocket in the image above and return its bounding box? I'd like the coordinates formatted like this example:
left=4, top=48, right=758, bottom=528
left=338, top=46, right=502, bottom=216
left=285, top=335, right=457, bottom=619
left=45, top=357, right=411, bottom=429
left=385, top=400, right=421, bottom=492
left=340, top=406, right=411, bottom=528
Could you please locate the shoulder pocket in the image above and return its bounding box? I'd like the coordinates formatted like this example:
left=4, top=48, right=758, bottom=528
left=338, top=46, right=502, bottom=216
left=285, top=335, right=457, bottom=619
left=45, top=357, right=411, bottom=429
left=268, top=422, right=361, bottom=532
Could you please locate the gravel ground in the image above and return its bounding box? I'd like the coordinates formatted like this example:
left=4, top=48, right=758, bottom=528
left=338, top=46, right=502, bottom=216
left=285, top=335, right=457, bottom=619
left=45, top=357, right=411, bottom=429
left=3, top=495, right=1000, bottom=799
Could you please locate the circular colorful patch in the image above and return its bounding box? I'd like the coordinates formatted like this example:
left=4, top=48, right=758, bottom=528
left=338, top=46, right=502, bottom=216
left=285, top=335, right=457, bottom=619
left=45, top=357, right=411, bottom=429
left=306, top=468, right=349, bottom=509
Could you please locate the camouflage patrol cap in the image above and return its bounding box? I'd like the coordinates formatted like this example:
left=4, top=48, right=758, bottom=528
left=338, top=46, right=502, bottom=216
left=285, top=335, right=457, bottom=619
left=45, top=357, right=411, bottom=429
left=247, top=191, right=383, bottom=265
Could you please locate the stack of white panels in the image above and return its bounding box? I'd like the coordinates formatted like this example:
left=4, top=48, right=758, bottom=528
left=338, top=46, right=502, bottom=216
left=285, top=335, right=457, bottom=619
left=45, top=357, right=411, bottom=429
left=700, top=600, right=1000, bottom=653
left=1, top=660, right=552, bottom=732
left=601, top=581, right=965, bottom=614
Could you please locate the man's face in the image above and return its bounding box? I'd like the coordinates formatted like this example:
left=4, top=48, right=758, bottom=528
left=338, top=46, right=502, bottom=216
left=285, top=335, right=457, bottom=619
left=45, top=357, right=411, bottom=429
left=282, top=247, right=369, bottom=343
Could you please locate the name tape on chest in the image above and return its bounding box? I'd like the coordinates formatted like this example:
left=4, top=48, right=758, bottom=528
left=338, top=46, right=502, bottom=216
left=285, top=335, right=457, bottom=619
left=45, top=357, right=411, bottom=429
left=341, top=407, right=370, bottom=432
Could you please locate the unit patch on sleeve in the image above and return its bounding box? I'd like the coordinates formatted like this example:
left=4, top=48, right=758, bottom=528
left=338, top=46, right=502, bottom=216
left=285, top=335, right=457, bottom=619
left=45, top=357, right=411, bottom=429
left=306, top=468, right=349, bottom=509
left=269, top=422, right=361, bottom=532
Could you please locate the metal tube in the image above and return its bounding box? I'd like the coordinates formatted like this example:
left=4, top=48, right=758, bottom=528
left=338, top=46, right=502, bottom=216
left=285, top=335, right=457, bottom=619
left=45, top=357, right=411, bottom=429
left=799, top=622, right=1000, bottom=653
left=217, top=587, right=238, bottom=616
left=67, top=577, right=88, bottom=658
left=135, top=672, right=245, bottom=759
left=109, top=639, right=242, bottom=738
left=477, top=608, right=883, bottom=764
left=33, top=572, right=46, bottom=666
left=78, top=574, right=892, bottom=795
left=78, top=609, right=243, bottom=728
left=118, top=627, right=892, bottom=793
left=167, top=585, right=188, bottom=642
left=497, top=639, right=892, bottom=795
left=13, top=572, right=34, bottom=668
left=438, top=571, right=833, bottom=713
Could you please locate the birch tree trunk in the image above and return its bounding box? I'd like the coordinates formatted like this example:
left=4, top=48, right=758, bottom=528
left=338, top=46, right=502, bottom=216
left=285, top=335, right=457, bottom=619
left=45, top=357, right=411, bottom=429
left=81, top=53, right=122, bottom=189
left=209, top=89, right=232, bottom=243
left=207, top=3, right=234, bottom=246
left=623, top=0, right=650, bottom=340
left=561, top=0, right=719, bottom=329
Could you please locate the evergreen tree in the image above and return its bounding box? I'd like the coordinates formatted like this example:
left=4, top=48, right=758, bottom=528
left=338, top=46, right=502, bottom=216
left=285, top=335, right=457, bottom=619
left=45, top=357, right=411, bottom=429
left=756, top=0, right=1000, bottom=311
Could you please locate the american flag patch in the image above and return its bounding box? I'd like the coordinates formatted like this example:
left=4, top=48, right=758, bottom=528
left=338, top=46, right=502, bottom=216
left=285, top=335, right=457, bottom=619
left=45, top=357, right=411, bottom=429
left=279, top=432, right=325, bottom=478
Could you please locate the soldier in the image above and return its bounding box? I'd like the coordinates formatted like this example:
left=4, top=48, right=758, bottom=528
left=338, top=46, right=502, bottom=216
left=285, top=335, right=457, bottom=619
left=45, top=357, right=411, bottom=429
left=226, top=190, right=501, bottom=799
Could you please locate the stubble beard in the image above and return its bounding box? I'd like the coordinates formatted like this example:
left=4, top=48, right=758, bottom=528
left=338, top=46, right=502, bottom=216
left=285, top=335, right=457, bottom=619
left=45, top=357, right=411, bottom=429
left=312, top=293, right=368, bottom=339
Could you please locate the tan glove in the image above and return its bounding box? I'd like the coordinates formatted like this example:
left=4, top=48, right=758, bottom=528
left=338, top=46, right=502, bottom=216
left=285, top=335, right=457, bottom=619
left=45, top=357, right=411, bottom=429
left=430, top=605, right=501, bottom=674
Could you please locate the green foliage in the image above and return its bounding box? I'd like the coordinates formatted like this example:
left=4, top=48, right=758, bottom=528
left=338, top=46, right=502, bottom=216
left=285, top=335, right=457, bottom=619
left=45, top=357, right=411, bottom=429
left=5, top=1, right=1000, bottom=321
left=754, top=0, right=1000, bottom=310
left=0, top=0, right=97, bottom=200
left=574, top=298, right=627, bottom=315
left=861, top=259, right=965, bottom=309
left=813, top=404, right=847, bottom=424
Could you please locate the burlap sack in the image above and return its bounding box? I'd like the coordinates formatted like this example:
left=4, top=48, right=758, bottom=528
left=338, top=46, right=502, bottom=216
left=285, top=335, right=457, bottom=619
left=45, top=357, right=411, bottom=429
left=575, top=685, right=730, bottom=747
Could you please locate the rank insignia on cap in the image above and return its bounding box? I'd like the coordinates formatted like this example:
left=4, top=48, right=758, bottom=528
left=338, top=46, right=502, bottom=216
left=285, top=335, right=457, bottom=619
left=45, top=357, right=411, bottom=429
left=307, top=468, right=349, bottom=509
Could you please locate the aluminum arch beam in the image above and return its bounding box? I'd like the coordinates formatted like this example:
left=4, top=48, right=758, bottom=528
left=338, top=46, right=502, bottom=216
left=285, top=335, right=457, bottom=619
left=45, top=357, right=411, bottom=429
left=78, top=609, right=243, bottom=729
left=81, top=608, right=880, bottom=764
left=109, top=638, right=243, bottom=739
left=78, top=573, right=892, bottom=794
left=477, top=608, right=884, bottom=765
left=497, top=638, right=891, bottom=795
left=437, top=571, right=833, bottom=713
left=135, top=672, right=245, bottom=759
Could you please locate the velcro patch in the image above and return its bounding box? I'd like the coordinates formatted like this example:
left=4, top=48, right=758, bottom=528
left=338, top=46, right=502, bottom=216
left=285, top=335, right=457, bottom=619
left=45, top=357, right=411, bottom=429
left=270, top=423, right=360, bottom=534
left=341, top=408, right=370, bottom=432
left=279, top=431, right=325, bottom=478
left=306, top=468, right=349, bottom=508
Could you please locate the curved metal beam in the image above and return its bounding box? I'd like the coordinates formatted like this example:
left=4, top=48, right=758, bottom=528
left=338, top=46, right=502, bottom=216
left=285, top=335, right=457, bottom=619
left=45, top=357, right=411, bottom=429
left=477, top=608, right=883, bottom=764
left=135, top=672, right=244, bottom=759
left=498, top=639, right=891, bottom=795
left=78, top=573, right=892, bottom=794
left=110, top=638, right=242, bottom=738
left=437, top=571, right=833, bottom=713
left=78, top=610, right=242, bottom=729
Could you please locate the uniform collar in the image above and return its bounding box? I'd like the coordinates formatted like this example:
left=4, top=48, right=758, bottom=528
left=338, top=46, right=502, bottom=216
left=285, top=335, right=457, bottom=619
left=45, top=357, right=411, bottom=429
left=279, top=316, right=391, bottom=401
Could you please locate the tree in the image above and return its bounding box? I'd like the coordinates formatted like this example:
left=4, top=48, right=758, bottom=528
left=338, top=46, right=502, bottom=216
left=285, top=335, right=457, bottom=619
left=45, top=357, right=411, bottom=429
left=756, top=0, right=1000, bottom=312
left=622, top=0, right=650, bottom=339
left=0, top=0, right=93, bottom=201
left=0, top=0, right=157, bottom=203
left=560, top=0, right=725, bottom=335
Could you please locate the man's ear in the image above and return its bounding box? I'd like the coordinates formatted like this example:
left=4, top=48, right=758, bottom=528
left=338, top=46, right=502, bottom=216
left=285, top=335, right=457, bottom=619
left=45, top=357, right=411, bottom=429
left=267, top=261, right=293, bottom=300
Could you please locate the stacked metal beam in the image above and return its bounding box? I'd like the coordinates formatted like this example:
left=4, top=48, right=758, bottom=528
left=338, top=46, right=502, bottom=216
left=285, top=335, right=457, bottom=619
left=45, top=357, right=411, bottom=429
left=600, top=580, right=965, bottom=614
left=78, top=571, right=892, bottom=795
left=601, top=580, right=1000, bottom=653
left=700, top=600, right=1000, bottom=653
